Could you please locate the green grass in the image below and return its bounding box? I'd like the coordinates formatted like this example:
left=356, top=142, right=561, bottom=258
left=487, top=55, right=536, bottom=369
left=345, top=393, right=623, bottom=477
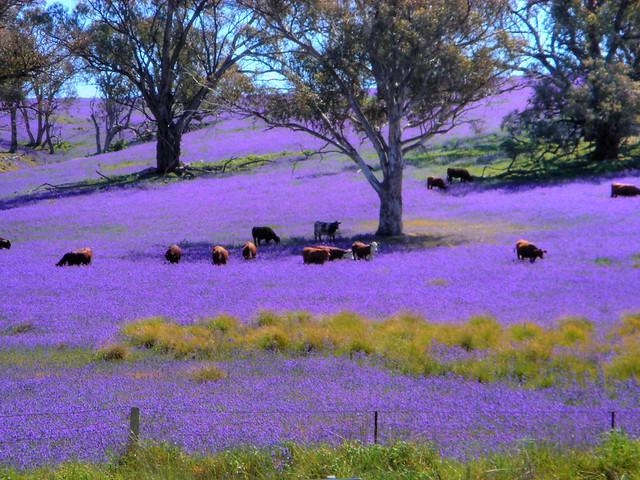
left=4, top=431, right=640, bottom=479
left=100, top=160, right=141, bottom=172
left=118, top=311, right=640, bottom=389
left=0, top=345, right=98, bottom=368
left=405, top=132, right=640, bottom=185
left=405, top=134, right=506, bottom=170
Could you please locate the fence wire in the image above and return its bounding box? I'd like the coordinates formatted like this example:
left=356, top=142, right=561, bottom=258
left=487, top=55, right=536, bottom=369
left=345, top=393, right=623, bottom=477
left=1, top=406, right=639, bottom=468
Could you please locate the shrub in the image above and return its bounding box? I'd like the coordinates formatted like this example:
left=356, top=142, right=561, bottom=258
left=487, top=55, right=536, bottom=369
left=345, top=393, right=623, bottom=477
left=555, top=317, right=593, bottom=346
left=190, top=363, right=228, bottom=383
left=254, top=327, right=290, bottom=352
left=255, top=310, right=281, bottom=327
left=96, top=343, right=129, bottom=362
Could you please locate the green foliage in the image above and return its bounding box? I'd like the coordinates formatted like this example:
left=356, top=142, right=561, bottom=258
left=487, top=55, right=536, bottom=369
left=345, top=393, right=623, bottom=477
left=406, top=134, right=505, bottom=169
left=509, top=0, right=640, bottom=168
left=7, top=434, right=640, bottom=479
left=107, top=139, right=127, bottom=152
left=593, top=256, right=612, bottom=265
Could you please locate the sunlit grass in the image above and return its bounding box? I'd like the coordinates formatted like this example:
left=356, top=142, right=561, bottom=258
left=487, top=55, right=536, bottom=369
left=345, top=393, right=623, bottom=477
left=188, top=362, right=228, bottom=383
left=118, top=310, right=639, bottom=388
left=100, top=160, right=142, bottom=172
left=4, top=431, right=640, bottom=480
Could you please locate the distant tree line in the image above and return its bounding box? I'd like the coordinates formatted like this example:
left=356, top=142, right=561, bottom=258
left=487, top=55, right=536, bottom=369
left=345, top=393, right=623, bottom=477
left=0, top=0, right=639, bottom=236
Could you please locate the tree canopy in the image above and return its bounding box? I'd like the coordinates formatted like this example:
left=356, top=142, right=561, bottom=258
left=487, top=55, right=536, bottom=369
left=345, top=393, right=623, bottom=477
left=236, top=0, right=515, bottom=235
left=67, top=0, right=264, bottom=174
left=508, top=0, right=640, bottom=163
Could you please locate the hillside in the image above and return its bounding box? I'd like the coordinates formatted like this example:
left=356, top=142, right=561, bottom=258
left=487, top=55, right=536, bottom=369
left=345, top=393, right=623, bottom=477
left=3, top=84, right=640, bottom=468
left=0, top=86, right=532, bottom=199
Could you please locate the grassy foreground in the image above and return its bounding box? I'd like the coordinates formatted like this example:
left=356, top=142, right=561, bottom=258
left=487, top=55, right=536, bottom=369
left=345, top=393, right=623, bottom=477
left=2, top=432, right=640, bottom=479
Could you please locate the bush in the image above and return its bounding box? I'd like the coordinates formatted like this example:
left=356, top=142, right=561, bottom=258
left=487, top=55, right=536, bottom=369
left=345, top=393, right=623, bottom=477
left=190, top=363, right=228, bottom=383
left=96, top=343, right=129, bottom=362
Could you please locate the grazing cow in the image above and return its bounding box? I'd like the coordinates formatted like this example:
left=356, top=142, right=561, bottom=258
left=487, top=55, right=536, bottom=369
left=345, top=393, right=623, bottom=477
left=447, top=167, right=473, bottom=183
left=252, top=226, right=281, bottom=245
left=611, top=182, right=640, bottom=198
left=312, top=245, right=354, bottom=261
left=56, top=247, right=92, bottom=267
left=314, top=221, right=341, bottom=242
left=302, top=247, right=331, bottom=265
left=427, top=176, right=447, bottom=191
left=515, top=239, right=546, bottom=263
left=352, top=241, right=379, bottom=261
left=165, top=244, right=182, bottom=264
left=0, top=237, right=10, bottom=249
left=242, top=241, right=257, bottom=260
left=212, top=245, right=229, bottom=265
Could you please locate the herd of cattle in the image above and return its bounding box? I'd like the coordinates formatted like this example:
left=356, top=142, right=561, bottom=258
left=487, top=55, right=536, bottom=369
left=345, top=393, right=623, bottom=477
left=1, top=178, right=638, bottom=267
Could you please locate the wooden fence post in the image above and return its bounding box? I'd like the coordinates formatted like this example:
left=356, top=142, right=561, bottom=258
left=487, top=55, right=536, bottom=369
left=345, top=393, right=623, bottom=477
left=611, top=411, right=616, bottom=430
left=128, top=406, right=140, bottom=452
left=374, top=411, right=378, bottom=444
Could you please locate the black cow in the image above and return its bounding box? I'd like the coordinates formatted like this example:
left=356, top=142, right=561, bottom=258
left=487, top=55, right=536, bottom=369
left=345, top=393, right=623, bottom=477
left=314, top=221, right=341, bottom=242
left=447, top=167, right=473, bottom=183
left=252, top=226, right=281, bottom=245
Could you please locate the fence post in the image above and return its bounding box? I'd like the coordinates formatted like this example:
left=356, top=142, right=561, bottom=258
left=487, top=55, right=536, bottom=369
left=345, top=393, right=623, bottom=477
left=373, top=411, right=378, bottom=444
left=611, top=411, right=616, bottom=430
left=128, top=406, right=140, bottom=452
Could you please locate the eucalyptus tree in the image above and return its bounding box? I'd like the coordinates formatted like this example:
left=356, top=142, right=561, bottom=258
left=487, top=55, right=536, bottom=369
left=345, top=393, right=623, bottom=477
left=68, top=0, right=264, bottom=174
left=0, top=2, right=45, bottom=152
left=17, top=5, right=77, bottom=153
left=509, top=0, right=640, bottom=162
left=89, top=71, right=140, bottom=154
left=0, top=1, right=44, bottom=85
left=237, top=0, right=515, bottom=236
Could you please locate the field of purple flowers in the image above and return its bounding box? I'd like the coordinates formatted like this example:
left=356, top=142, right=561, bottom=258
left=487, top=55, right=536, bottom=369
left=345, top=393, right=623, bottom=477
left=1, top=90, right=640, bottom=468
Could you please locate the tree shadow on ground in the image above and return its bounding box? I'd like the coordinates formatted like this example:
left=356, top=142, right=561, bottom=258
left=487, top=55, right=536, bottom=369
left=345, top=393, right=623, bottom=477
left=119, top=233, right=464, bottom=264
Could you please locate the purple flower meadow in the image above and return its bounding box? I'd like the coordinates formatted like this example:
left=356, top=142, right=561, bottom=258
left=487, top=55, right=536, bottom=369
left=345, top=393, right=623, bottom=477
left=1, top=88, right=640, bottom=467
left=2, top=165, right=639, bottom=346
left=1, top=356, right=638, bottom=467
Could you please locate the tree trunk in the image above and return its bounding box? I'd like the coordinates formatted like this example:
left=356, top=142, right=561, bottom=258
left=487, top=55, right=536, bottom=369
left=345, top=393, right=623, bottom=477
left=591, top=128, right=620, bottom=162
left=20, top=106, right=35, bottom=146
left=43, top=118, right=55, bottom=154
left=156, top=123, right=183, bottom=174
left=376, top=166, right=403, bottom=237
left=9, top=105, right=18, bottom=153
left=90, top=112, right=102, bottom=154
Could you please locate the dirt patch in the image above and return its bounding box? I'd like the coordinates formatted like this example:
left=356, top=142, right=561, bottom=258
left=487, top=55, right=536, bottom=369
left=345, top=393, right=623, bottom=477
left=0, top=152, right=38, bottom=172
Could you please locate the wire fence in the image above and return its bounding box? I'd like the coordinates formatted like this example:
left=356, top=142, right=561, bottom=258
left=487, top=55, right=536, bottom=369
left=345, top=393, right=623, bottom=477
left=1, top=406, right=639, bottom=468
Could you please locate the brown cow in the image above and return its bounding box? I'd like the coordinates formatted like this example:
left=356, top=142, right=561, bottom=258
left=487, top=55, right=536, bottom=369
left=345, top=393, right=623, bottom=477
left=447, top=167, right=473, bottom=183
left=515, top=239, right=546, bottom=263
left=0, top=237, right=10, bottom=249
left=312, top=245, right=354, bottom=260
left=252, top=226, right=281, bottom=245
left=165, top=244, right=182, bottom=264
left=56, top=247, right=93, bottom=266
left=212, top=245, right=229, bottom=265
left=242, top=241, right=257, bottom=260
left=302, top=247, right=331, bottom=265
left=611, top=182, right=640, bottom=198
left=351, top=241, right=379, bottom=261
left=427, top=176, right=446, bottom=190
